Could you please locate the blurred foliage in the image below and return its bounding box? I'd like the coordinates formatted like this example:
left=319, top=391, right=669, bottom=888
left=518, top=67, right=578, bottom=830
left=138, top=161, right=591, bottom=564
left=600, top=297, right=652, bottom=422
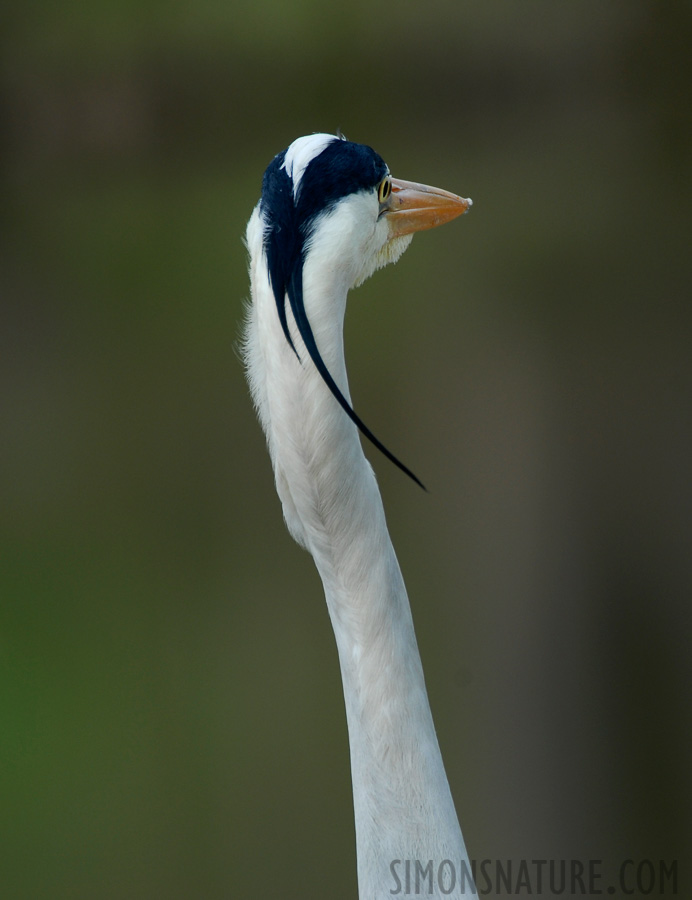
left=2, top=1, right=691, bottom=898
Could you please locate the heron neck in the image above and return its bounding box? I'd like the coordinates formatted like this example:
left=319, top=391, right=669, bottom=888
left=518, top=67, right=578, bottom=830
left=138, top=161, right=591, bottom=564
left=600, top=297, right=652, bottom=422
left=249, top=245, right=472, bottom=897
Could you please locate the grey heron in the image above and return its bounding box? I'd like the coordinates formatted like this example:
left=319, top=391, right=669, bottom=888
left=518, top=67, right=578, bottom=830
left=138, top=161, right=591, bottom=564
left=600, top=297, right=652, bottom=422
left=243, top=132, right=474, bottom=898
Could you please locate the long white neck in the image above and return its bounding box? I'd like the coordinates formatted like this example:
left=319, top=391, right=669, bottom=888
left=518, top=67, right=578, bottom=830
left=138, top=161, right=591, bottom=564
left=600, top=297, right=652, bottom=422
left=245, top=207, right=473, bottom=899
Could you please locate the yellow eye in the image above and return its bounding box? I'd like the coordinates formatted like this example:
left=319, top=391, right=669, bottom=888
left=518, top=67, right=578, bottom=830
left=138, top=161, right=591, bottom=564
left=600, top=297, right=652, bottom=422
left=377, top=177, right=392, bottom=203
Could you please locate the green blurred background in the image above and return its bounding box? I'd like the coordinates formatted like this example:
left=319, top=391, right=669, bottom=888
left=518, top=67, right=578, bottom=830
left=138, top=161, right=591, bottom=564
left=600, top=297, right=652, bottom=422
left=2, top=1, right=690, bottom=897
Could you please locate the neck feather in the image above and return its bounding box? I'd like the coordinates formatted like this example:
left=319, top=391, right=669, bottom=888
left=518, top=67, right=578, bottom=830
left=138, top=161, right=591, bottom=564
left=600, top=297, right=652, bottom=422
left=245, top=207, right=473, bottom=898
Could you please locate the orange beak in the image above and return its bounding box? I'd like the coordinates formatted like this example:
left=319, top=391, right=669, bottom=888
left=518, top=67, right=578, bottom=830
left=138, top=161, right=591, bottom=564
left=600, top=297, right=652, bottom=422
left=384, top=178, right=472, bottom=237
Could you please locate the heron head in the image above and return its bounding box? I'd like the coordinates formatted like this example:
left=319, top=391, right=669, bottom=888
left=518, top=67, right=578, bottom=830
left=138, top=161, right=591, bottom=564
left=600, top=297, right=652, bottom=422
left=253, top=132, right=471, bottom=488
left=260, top=132, right=471, bottom=293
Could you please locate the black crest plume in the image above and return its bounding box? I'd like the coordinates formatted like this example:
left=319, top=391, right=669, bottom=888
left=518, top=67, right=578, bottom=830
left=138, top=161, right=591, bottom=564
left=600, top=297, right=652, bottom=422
left=260, top=138, right=425, bottom=490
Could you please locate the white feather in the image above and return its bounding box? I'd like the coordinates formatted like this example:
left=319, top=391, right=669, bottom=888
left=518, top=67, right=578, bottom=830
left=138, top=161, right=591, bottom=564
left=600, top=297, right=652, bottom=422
left=281, top=133, right=338, bottom=199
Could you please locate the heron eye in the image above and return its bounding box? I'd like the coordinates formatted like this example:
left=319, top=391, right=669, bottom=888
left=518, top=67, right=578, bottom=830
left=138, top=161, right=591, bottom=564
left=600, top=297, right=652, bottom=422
left=377, top=177, right=392, bottom=203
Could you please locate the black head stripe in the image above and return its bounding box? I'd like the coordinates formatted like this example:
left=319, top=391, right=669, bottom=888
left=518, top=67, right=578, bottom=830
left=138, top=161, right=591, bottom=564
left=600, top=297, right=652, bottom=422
left=260, top=150, right=300, bottom=355
left=294, top=140, right=387, bottom=216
